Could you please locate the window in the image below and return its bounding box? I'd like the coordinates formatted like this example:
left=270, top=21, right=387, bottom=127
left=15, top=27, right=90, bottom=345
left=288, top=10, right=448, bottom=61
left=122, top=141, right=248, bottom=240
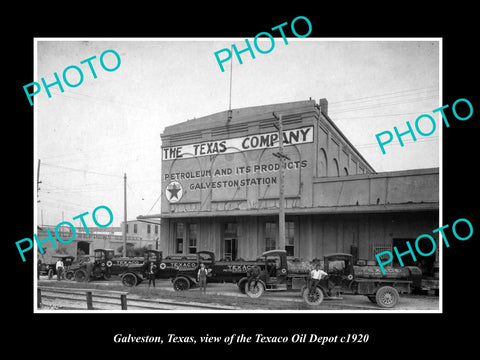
left=266, top=255, right=282, bottom=277
left=285, top=221, right=295, bottom=256
left=188, top=223, right=198, bottom=254
left=317, top=148, right=327, bottom=177
left=332, top=158, right=340, bottom=177
left=175, top=222, right=184, bottom=254
left=224, top=223, right=237, bottom=238
left=147, top=251, right=158, bottom=262
left=134, top=223, right=138, bottom=234
left=328, top=260, right=345, bottom=272
left=155, top=225, right=158, bottom=234
left=265, top=222, right=277, bottom=251
left=147, top=224, right=151, bottom=234
left=95, top=251, right=105, bottom=262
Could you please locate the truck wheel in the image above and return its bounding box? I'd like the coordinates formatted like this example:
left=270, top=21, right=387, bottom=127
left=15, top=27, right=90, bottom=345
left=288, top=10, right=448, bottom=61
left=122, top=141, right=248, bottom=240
left=237, top=278, right=248, bottom=294
left=375, top=286, right=399, bottom=308
left=103, top=273, right=112, bottom=280
left=47, top=269, right=54, bottom=280
left=74, top=269, right=87, bottom=282
left=245, top=282, right=265, bottom=298
left=302, top=287, right=324, bottom=306
left=173, top=277, right=190, bottom=291
left=122, top=273, right=137, bottom=287
left=65, top=271, right=74, bottom=280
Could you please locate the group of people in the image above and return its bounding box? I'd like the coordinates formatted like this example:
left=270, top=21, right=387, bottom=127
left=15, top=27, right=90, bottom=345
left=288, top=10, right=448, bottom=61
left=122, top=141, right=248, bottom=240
left=38, top=258, right=96, bottom=282
left=42, top=257, right=328, bottom=295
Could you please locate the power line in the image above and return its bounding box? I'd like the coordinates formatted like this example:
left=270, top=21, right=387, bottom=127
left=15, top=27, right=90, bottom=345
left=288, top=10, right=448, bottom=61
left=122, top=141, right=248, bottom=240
left=331, top=95, right=439, bottom=114
left=49, top=88, right=162, bottom=113
left=40, top=137, right=160, bottom=162
left=42, top=162, right=123, bottom=178
left=354, top=136, right=439, bottom=149
left=329, top=86, right=438, bottom=106
left=334, top=111, right=425, bottom=120
left=146, top=193, right=162, bottom=215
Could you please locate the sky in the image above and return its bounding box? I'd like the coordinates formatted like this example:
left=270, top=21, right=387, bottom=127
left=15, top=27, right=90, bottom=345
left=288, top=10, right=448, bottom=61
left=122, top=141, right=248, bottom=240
left=35, top=38, right=440, bottom=228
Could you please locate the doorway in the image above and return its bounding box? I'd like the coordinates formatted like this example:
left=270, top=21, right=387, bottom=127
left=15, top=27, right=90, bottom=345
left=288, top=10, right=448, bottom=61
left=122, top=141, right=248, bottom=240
left=77, top=241, right=90, bottom=256
left=223, top=223, right=238, bottom=261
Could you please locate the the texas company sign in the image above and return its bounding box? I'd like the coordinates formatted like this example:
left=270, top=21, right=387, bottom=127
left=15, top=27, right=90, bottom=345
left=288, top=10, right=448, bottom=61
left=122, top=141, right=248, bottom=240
left=162, top=126, right=313, bottom=204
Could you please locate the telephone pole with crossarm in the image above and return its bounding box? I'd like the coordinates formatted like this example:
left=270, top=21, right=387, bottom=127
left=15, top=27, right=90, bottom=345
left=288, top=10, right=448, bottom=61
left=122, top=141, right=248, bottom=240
left=272, top=112, right=290, bottom=251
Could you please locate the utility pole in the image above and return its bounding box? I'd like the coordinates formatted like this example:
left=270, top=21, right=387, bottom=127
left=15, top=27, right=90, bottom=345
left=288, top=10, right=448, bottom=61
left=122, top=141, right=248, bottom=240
left=37, top=159, right=42, bottom=203
left=123, top=173, right=127, bottom=257
left=272, top=112, right=289, bottom=250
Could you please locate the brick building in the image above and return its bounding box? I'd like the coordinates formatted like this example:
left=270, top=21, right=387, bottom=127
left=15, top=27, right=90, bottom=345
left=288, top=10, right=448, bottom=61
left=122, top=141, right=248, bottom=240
left=144, top=98, right=439, bottom=275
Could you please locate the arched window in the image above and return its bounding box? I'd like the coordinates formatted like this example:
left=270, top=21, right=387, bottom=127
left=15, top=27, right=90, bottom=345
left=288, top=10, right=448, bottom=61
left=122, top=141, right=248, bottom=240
left=343, top=167, right=349, bottom=176
left=317, top=148, right=328, bottom=177
left=332, top=158, right=340, bottom=177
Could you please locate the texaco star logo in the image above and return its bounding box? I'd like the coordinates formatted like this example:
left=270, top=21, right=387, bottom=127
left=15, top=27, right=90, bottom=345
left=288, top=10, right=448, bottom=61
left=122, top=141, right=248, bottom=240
left=165, top=181, right=183, bottom=203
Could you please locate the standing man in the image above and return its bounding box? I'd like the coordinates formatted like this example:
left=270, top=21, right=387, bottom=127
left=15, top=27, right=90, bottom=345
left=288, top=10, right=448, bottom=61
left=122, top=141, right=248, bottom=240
left=197, top=263, right=208, bottom=293
left=37, top=259, right=42, bottom=280
left=309, top=263, right=327, bottom=294
left=56, top=258, right=64, bottom=281
left=247, top=264, right=261, bottom=291
left=85, top=260, right=94, bottom=282
left=148, top=261, right=157, bottom=288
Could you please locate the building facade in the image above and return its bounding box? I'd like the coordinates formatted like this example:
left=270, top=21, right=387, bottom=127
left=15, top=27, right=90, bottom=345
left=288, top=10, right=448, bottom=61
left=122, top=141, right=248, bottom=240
left=155, top=99, right=439, bottom=275
left=121, top=219, right=160, bottom=250
left=37, top=220, right=160, bottom=264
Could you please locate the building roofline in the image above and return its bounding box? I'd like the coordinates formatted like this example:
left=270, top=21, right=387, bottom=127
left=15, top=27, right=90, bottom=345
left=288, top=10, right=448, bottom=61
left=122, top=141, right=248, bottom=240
left=161, top=99, right=316, bottom=137
left=147, top=201, right=438, bottom=220
left=317, top=105, right=376, bottom=173
left=313, top=167, right=439, bottom=184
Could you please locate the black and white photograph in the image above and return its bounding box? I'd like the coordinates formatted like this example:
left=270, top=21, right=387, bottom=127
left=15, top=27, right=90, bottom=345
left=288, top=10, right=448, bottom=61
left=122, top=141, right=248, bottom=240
left=32, top=38, right=442, bottom=313
left=7, top=7, right=479, bottom=355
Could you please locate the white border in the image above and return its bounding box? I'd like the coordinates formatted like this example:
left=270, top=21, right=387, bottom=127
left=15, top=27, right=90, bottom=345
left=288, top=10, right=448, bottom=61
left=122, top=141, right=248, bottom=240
left=33, top=37, right=442, bottom=314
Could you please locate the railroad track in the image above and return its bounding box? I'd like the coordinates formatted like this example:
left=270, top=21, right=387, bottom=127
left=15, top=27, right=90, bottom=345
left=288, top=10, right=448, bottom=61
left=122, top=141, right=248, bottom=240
left=38, top=287, right=241, bottom=311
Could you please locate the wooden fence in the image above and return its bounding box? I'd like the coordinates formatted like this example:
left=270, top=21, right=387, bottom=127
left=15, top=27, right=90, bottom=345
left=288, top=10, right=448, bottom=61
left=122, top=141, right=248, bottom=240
left=38, top=286, right=128, bottom=310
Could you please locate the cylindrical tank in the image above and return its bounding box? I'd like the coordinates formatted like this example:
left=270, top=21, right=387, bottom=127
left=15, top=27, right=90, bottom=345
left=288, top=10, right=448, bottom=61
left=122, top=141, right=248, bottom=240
left=287, top=259, right=319, bottom=274
left=353, top=265, right=422, bottom=282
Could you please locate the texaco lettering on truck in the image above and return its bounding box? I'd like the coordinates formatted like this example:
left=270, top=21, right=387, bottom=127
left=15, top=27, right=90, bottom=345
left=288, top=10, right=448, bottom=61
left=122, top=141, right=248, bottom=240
left=120, top=250, right=263, bottom=292
left=72, top=248, right=144, bottom=282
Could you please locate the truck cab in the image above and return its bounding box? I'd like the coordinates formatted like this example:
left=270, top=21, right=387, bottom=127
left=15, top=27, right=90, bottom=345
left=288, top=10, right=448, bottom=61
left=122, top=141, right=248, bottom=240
left=94, top=248, right=115, bottom=265
left=323, top=253, right=355, bottom=291
left=40, top=254, right=75, bottom=279
left=259, top=250, right=289, bottom=290
left=144, top=249, right=162, bottom=263
left=93, top=249, right=115, bottom=277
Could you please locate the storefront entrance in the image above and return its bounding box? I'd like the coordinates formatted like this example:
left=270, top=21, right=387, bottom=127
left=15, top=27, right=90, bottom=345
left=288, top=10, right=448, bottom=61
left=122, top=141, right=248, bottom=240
left=223, top=223, right=238, bottom=261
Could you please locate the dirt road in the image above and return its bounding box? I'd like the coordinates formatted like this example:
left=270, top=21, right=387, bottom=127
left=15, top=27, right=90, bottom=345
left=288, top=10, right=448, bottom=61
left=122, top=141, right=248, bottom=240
left=37, top=276, right=439, bottom=311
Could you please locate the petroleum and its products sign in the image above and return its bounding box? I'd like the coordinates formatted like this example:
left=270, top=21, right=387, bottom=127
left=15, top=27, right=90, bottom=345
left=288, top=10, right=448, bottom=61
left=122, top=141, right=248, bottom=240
left=163, top=126, right=313, bottom=204
left=162, top=126, right=313, bottom=160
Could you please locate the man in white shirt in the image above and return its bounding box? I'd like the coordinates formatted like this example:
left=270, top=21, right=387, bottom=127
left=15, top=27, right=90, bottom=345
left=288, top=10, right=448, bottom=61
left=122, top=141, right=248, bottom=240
left=55, top=259, right=64, bottom=281
left=309, top=264, right=327, bottom=294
